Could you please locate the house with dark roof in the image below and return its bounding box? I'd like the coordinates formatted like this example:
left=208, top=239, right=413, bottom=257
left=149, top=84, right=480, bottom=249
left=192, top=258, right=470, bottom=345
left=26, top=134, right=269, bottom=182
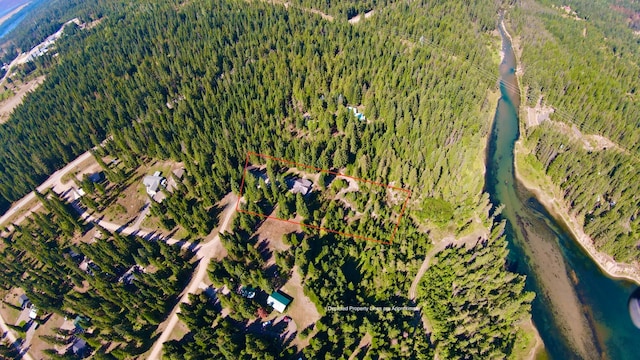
left=267, top=290, right=293, bottom=313
left=72, top=338, right=88, bottom=357
left=18, top=294, right=30, bottom=309
left=87, top=172, right=105, bottom=183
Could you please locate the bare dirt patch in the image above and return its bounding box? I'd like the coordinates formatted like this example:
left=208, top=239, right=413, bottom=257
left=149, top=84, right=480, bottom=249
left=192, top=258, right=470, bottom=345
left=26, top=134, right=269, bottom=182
left=28, top=313, right=67, bottom=359
left=348, top=332, right=372, bottom=360
left=282, top=1, right=333, bottom=21
left=348, top=10, right=374, bottom=24
left=0, top=76, right=45, bottom=123
left=254, top=212, right=300, bottom=265
left=101, top=178, right=146, bottom=225
left=84, top=18, right=103, bottom=29
left=61, top=161, right=102, bottom=187
left=525, top=104, right=554, bottom=128
left=260, top=0, right=333, bottom=21
left=525, top=99, right=626, bottom=153
left=68, top=225, right=100, bottom=247
left=282, top=266, right=321, bottom=350
left=548, top=120, right=625, bottom=152
left=0, top=288, right=24, bottom=325
left=167, top=318, right=190, bottom=342
left=0, top=196, right=42, bottom=232
left=99, top=159, right=183, bottom=226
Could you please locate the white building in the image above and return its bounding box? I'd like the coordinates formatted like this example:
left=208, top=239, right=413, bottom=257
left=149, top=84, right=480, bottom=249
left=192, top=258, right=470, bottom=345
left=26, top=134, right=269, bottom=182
left=143, top=171, right=167, bottom=196
left=291, top=178, right=312, bottom=196
left=267, top=290, right=293, bottom=313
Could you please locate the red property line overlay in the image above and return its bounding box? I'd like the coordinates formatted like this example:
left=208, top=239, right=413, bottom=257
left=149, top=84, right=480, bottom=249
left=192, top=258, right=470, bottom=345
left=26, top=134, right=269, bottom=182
left=235, top=151, right=412, bottom=245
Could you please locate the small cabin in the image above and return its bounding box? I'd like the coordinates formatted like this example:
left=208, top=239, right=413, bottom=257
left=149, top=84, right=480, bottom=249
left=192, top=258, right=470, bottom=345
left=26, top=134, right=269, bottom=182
left=267, top=290, right=293, bottom=313
left=18, top=294, right=30, bottom=309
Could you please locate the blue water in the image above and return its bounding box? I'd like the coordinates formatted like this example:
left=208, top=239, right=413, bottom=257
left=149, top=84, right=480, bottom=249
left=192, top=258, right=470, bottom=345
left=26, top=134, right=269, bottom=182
left=0, top=0, right=46, bottom=40
left=486, top=16, right=640, bottom=360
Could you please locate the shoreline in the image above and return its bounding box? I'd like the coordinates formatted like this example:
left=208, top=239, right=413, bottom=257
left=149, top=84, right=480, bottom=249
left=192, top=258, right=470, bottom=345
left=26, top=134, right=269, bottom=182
left=0, top=3, right=29, bottom=27
left=494, top=17, right=547, bottom=360
left=523, top=317, right=545, bottom=360
left=501, top=12, right=640, bottom=286
left=514, top=141, right=640, bottom=286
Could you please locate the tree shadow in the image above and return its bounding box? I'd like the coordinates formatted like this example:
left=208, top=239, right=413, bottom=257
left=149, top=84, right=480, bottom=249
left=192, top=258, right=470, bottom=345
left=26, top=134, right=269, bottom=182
left=256, top=239, right=272, bottom=263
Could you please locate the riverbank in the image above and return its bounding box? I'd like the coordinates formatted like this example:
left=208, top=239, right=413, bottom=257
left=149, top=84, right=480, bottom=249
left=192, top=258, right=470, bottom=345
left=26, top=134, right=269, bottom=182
left=0, top=3, right=29, bottom=27
left=501, top=12, right=640, bottom=286
left=522, top=317, right=545, bottom=360
left=513, top=141, right=640, bottom=285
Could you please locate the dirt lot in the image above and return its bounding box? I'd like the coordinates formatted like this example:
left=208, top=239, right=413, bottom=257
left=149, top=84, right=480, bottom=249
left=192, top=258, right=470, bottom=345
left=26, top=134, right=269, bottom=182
left=102, top=178, right=147, bottom=225
left=0, top=76, right=45, bottom=123
left=167, top=318, right=190, bottom=342
left=61, top=160, right=102, bottom=187
left=348, top=333, right=372, bottom=360
left=253, top=211, right=301, bottom=265
left=68, top=225, right=101, bottom=246
left=0, top=288, right=68, bottom=358
left=0, top=288, right=24, bottom=325
left=281, top=266, right=321, bottom=350
left=100, top=159, right=183, bottom=226
left=29, top=313, right=67, bottom=359
left=0, top=196, right=42, bottom=232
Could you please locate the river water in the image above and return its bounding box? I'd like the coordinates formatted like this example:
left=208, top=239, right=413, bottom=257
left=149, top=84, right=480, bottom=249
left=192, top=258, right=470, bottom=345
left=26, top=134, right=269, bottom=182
left=485, top=18, right=640, bottom=360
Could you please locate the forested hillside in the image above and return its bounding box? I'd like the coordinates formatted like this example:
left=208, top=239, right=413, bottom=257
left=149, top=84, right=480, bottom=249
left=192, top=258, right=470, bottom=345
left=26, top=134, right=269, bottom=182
left=508, top=0, right=640, bottom=263
left=289, top=0, right=394, bottom=20
left=418, top=223, right=535, bottom=359
left=166, top=208, right=533, bottom=359
left=1, top=0, right=498, bottom=232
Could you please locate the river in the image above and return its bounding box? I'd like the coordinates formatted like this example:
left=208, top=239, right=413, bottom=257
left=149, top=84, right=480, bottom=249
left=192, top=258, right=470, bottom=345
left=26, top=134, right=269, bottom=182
left=485, top=16, right=640, bottom=360
left=0, top=0, right=37, bottom=39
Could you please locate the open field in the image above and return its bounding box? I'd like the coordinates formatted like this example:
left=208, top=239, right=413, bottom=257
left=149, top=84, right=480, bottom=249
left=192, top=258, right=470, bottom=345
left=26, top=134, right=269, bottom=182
left=95, top=159, right=183, bottom=226
left=28, top=313, right=67, bottom=359
left=0, top=76, right=45, bottom=124
left=167, top=318, right=190, bottom=342
left=0, top=195, right=41, bottom=231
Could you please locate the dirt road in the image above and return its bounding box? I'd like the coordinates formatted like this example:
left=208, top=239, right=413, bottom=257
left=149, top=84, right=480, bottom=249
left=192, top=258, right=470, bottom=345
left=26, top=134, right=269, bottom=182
left=0, top=150, right=93, bottom=228
left=0, top=312, right=34, bottom=360
left=0, top=148, right=98, bottom=359
left=408, top=230, right=485, bottom=300
left=146, top=194, right=237, bottom=360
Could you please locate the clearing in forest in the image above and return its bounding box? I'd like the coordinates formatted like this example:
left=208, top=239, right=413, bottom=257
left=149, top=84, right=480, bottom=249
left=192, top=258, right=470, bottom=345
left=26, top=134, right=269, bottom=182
left=237, top=152, right=411, bottom=244
left=0, top=76, right=46, bottom=124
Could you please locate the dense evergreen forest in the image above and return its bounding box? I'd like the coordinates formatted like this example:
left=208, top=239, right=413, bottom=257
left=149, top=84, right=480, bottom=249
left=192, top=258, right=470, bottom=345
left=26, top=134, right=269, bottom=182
left=0, top=0, right=541, bottom=358
left=0, top=0, right=498, bottom=232
left=509, top=0, right=640, bottom=263
left=167, top=208, right=532, bottom=359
